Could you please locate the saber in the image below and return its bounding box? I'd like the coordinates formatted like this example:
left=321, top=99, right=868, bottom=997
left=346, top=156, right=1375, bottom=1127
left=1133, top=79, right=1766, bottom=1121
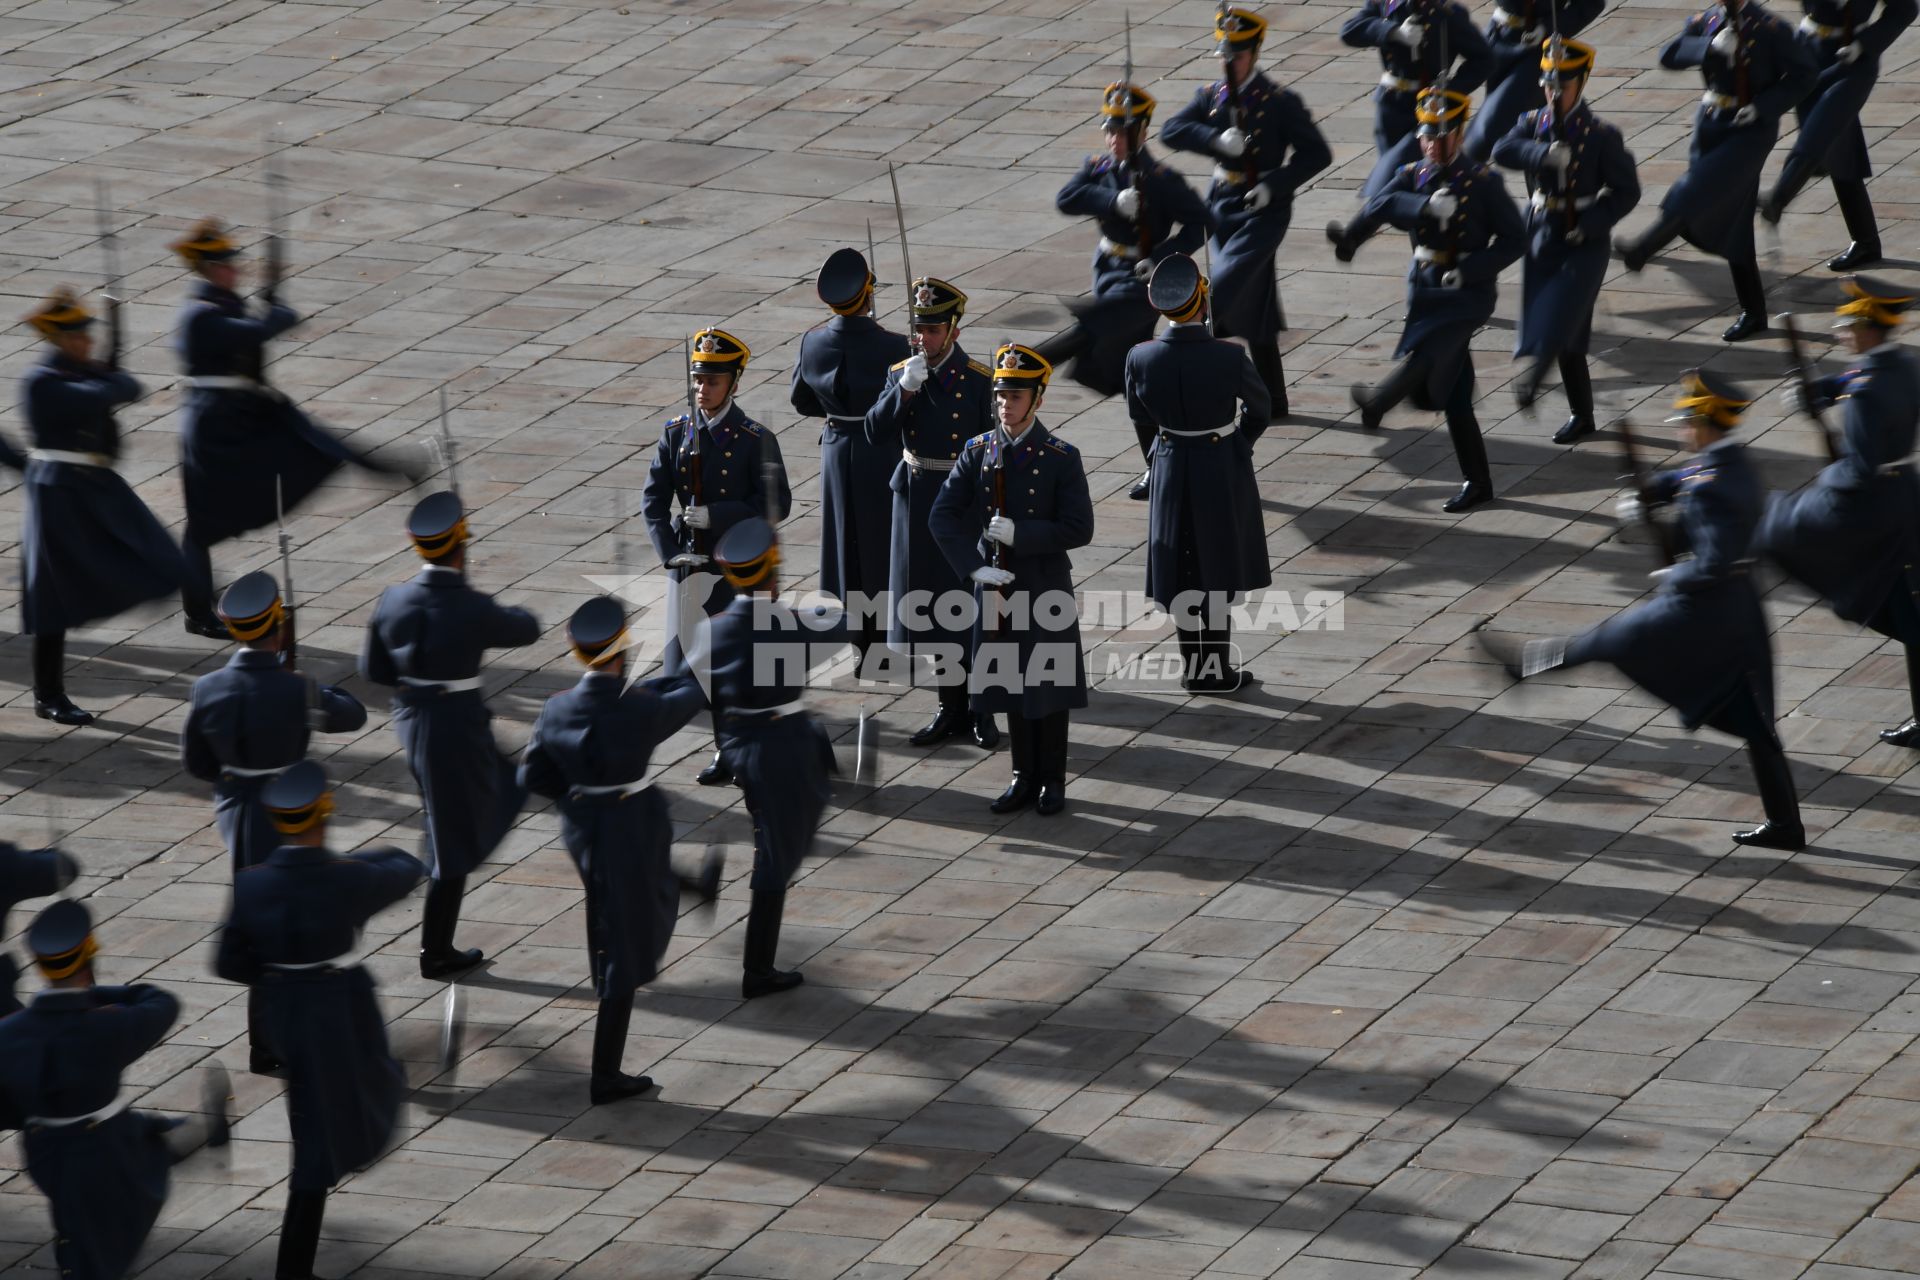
left=887, top=162, right=914, bottom=322
left=276, top=475, right=298, bottom=670
left=438, top=386, right=460, bottom=498
left=1616, top=416, right=1680, bottom=568
left=94, top=177, right=122, bottom=371
left=437, top=983, right=465, bottom=1072
left=866, top=217, right=880, bottom=300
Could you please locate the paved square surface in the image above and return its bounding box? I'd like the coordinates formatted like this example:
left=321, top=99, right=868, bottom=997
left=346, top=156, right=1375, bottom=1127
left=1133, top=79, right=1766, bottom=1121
left=2, top=1, right=1920, bottom=1276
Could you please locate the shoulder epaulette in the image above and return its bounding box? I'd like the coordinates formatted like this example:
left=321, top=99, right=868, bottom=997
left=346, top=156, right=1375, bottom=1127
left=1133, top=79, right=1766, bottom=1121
left=1091, top=155, right=1111, bottom=173
left=890, top=358, right=911, bottom=372
left=964, top=431, right=993, bottom=451
left=967, top=358, right=992, bottom=378
left=736, top=416, right=763, bottom=437
left=667, top=413, right=691, bottom=431
left=1044, top=436, right=1078, bottom=456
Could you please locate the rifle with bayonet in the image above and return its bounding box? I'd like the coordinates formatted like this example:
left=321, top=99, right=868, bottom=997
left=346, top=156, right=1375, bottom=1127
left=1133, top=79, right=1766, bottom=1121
left=1546, top=6, right=1578, bottom=236
left=94, top=178, right=122, bottom=372
left=1216, top=6, right=1260, bottom=185
left=1617, top=417, right=1680, bottom=568
left=1124, top=13, right=1152, bottom=258
left=888, top=162, right=922, bottom=362
left=866, top=218, right=880, bottom=315
left=684, top=335, right=707, bottom=563
left=275, top=475, right=300, bottom=669
left=1778, top=310, right=1843, bottom=465
left=261, top=144, right=287, bottom=385
left=438, top=386, right=460, bottom=497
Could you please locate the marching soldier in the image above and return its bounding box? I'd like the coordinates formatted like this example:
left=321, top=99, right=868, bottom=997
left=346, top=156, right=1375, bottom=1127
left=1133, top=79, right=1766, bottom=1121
left=1462, top=0, right=1606, bottom=162
left=1758, top=278, right=1920, bottom=748
left=214, top=762, right=423, bottom=1280
left=12, top=289, right=186, bottom=725
left=0, top=900, right=228, bottom=1280
left=642, top=327, right=794, bottom=786
left=171, top=219, right=410, bottom=637
left=701, top=519, right=850, bottom=997
left=1492, top=38, right=1641, bottom=443
left=1163, top=8, right=1334, bottom=417
left=1488, top=371, right=1806, bottom=850
left=1759, top=0, right=1915, bottom=270
left=1613, top=0, right=1815, bottom=342
left=520, top=597, right=721, bottom=1103
left=1125, top=255, right=1271, bottom=694
left=0, top=842, right=77, bottom=1016
left=1327, top=88, right=1526, bottom=513
left=863, top=278, right=1002, bottom=750
left=929, top=346, right=1095, bottom=817
left=1339, top=0, right=1491, bottom=199
left=1039, top=79, right=1210, bottom=487
left=790, top=250, right=910, bottom=672
left=362, top=491, right=540, bottom=979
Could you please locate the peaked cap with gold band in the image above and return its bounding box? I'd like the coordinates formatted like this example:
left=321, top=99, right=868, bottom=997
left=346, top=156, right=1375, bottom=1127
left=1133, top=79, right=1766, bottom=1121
left=218, top=571, right=285, bottom=643
left=28, top=899, right=96, bottom=981
left=992, top=343, right=1052, bottom=393
left=171, top=217, right=240, bottom=267
left=1540, top=37, right=1596, bottom=85
left=569, top=595, right=629, bottom=668
left=263, top=760, right=333, bottom=836
left=688, top=326, right=749, bottom=375
left=1148, top=254, right=1209, bottom=325
left=909, top=277, right=966, bottom=323
left=1214, top=6, right=1267, bottom=55
left=1835, top=276, right=1915, bottom=330
left=714, top=516, right=779, bottom=590
left=25, top=287, right=93, bottom=340
left=408, top=491, right=468, bottom=561
left=817, top=248, right=874, bottom=318
left=1415, top=88, right=1472, bottom=136
left=1101, top=82, right=1156, bottom=129
left=1668, top=369, right=1752, bottom=428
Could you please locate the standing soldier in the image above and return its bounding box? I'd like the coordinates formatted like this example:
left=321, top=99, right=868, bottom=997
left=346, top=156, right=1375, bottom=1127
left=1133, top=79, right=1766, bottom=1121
left=1463, top=0, right=1606, bottom=162
left=1758, top=278, right=1920, bottom=748
left=0, top=900, right=228, bottom=1280
left=642, top=327, right=793, bottom=786
left=930, top=346, right=1095, bottom=817
left=170, top=219, right=409, bottom=637
left=520, top=597, right=721, bottom=1103
left=1759, top=0, right=1915, bottom=270
left=1487, top=371, right=1806, bottom=850
left=1493, top=38, right=1641, bottom=443
left=790, top=250, right=910, bottom=673
left=1339, top=0, right=1491, bottom=199
left=864, top=279, right=1001, bottom=749
left=215, top=763, right=423, bottom=1280
left=362, top=491, right=540, bottom=979
left=0, top=843, right=77, bottom=1016
left=1612, top=0, right=1815, bottom=342
left=1327, top=88, right=1526, bottom=513
left=1163, top=8, right=1335, bottom=418
left=1039, top=80, right=1210, bottom=502
left=702, top=519, right=850, bottom=997
left=1125, top=255, right=1271, bottom=694
left=13, top=289, right=186, bottom=725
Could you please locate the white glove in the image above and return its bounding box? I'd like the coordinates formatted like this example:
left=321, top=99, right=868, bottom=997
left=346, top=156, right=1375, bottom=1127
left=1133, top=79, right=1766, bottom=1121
left=1566, top=226, right=1586, bottom=246
left=1784, top=381, right=1807, bottom=414
left=972, top=566, right=1015, bottom=587
left=1648, top=565, right=1675, bottom=583
left=986, top=515, right=1016, bottom=546
left=1114, top=187, right=1141, bottom=221
left=900, top=352, right=929, bottom=392
left=1615, top=494, right=1644, bottom=524
left=668, top=552, right=704, bottom=569
left=1425, top=190, right=1459, bottom=222
left=1132, top=258, right=1154, bottom=281
left=1732, top=104, right=1759, bottom=127
left=1391, top=18, right=1426, bottom=47
left=1709, top=25, right=1737, bottom=56
left=1243, top=183, right=1273, bottom=212
left=1544, top=141, right=1573, bottom=172
left=1441, top=269, right=1463, bottom=288
left=1523, top=24, right=1547, bottom=41
left=1216, top=127, right=1248, bottom=158
left=681, top=505, right=711, bottom=529
left=1835, top=40, right=1862, bottom=65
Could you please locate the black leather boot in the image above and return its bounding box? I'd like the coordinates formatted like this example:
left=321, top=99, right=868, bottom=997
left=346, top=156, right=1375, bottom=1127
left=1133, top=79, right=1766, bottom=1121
left=419, top=875, right=483, bottom=979
left=248, top=987, right=283, bottom=1075
left=31, top=631, right=92, bottom=726
left=590, top=990, right=652, bottom=1103
left=1880, top=645, right=1920, bottom=747
left=275, top=1188, right=329, bottom=1280
left=970, top=710, right=1000, bottom=749
left=742, top=890, right=803, bottom=998
left=1443, top=404, right=1493, bottom=514
left=1829, top=179, right=1883, bottom=270
left=990, top=712, right=1038, bottom=814
left=1760, top=152, right=1813, bottom=224
left=1513, top=354, right=1552, bottom=411
left=696, top=746, right=732, bottom=786
left=1723, top=260, right=1770, bottom=342
left=909, top=691, right=966, bottom=747
left=1351, top=356, right=1426, bottom=430
left=1732, top=739, right=1806, bottom=851
left=1033, top=712, right=1068, bottom=817
left=1614, top=215, right=1680, bottom=273
left=1251, top=341, right=1288, bottom=420
left=1553, top=353, right=1596, bottom=444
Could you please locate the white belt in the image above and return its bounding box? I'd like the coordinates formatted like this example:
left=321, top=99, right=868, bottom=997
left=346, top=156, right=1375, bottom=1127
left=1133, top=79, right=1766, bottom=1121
left=1098, top=236, right=1144, bottom=260
left=28, top=1091, right=128, bottom=1129
left=571, top=779, right=648, bottom=797
left=1159, top=418, right=1239, bottom=439
left=1492, top=6, right=1526, bottom=28
left=222, top=764, right=285, bottom=778
left=1211, top=164, right=1253, bottom=187
left=1531, top=191, right=1597, bottom=211
left=185, top=375, right=275, bottom=394
left=1412, top=246, right=1455, bottom=264
left=399, top=675, right=483, bottom=693
left=1879, top=462, right=1909, bottom=475
left=265, top=952, right=356, bottom=972
left=28, top=449, right=111, bottom=467
left=903, top=449, right=956, bottom=471
left=1799, top=16, right=1846, bottom=38
left=1380, top=72, right=1419, bottom=92
left=1702, top=91, right=1740, bottom=110
left=729, top=698, right=807, bottom=718
left=825, top=414, right=865, bottom=424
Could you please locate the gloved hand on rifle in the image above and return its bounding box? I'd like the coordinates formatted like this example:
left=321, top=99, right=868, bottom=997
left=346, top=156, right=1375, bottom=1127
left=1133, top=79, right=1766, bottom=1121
left=1114, top=188, right=1141, bottom=221
left=1391, top=18, right=1426, bottom=46
left=682, top=505, right=711, bottom=529
left=971, top=566, right=1015, bottom=587
left=900, top=352, right=930, bottom=392
left=1835, top=40, right=1862, bottom=64
left=1709, top=24, right=1738, bottom=56
left=986, top=515, right=1016, bottom=546
left=1544, top=142, right=1573, bottom=172
left=1243, top=184, right=1272, bottom=212
left=1215, top=127, right=1248, bottom=158
left=1132, top=258, right=1154, bottom=281
left=1732, top=104, right=1759, bottom=127
left=1425, top=190, right=1459, bottom=222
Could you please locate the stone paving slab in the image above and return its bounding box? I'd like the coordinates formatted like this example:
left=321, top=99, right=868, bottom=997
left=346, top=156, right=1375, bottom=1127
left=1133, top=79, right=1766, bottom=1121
left=1, top=0, right=1920, bottom=1277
